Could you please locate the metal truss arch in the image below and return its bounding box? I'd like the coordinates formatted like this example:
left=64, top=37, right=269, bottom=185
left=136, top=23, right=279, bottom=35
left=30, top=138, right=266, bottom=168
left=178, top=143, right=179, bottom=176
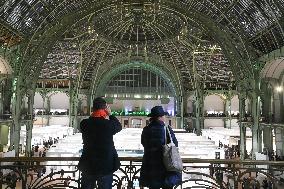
left=93, top=51, right=182, bottom=93
left=1, top=0, right=283, bottom=92
left=94, top=61, right=179, bottom=100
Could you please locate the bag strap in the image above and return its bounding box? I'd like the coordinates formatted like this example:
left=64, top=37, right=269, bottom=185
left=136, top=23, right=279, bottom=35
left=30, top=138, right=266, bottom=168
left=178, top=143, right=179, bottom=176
left=164, top=125, right=173, bottom=144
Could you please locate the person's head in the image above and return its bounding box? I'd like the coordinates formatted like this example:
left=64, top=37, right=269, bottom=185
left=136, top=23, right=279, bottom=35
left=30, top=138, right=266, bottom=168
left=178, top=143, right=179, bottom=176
left=147, top=106, right=168, bottom=122
left=92, top=97, right=107, bottom=111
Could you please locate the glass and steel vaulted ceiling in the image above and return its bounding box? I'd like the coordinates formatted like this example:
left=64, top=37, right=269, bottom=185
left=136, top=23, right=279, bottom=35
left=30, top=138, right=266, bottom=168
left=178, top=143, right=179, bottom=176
left=0, top=0, right=284, bottom=91
left=106, top=68, right=175, bottom=96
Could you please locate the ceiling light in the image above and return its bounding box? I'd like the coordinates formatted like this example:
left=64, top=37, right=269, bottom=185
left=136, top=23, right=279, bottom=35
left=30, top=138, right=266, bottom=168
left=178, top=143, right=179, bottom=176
left=276, top=86, right=283, bottom=92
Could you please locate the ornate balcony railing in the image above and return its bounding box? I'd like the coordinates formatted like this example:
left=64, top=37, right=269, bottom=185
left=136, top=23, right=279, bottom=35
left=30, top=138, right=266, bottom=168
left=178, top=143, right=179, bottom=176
left=1, top=157, right=284, bottom=189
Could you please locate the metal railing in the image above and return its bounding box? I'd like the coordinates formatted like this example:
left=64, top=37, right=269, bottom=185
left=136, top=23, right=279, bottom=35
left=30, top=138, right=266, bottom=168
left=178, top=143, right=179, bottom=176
left=1, top=157, right=284, bottom=189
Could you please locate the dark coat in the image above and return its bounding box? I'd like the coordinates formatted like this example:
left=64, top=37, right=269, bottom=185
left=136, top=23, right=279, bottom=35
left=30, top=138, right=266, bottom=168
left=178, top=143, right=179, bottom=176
left=78, top=115, right=122, bottom=176
left=139, top=120, right=182, bottom=187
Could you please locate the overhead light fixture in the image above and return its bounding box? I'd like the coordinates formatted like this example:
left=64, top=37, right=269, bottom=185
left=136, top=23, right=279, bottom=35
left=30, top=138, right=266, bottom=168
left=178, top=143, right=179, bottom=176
left=276, top=86, right=283, bottom=92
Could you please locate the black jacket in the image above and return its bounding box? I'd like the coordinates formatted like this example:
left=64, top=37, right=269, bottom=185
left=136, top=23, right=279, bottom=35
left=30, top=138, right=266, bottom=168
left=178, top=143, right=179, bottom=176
left=140, top=120, right=182, bottom=187
left=78, top=115, right=122, bottom=175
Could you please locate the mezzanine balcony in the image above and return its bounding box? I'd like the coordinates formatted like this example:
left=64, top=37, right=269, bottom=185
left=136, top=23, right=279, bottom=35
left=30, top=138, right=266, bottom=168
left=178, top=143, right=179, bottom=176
left=1, top=157, right=284, bottom=189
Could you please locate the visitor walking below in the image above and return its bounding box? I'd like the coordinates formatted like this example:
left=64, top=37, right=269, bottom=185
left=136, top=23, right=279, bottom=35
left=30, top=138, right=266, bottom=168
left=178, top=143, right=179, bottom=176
left=140, top=106, right=182, bottom=189
left=78, top=97, right=122, bottom=189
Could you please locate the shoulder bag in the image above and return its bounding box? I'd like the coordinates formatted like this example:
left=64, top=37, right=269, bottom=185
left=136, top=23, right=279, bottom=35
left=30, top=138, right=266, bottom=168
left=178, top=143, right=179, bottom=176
left=162, top=125, right=183, bottom=172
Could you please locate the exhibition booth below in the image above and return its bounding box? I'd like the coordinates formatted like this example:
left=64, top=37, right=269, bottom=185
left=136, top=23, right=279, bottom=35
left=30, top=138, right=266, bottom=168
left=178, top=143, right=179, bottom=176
left=1, top=124, right=276, bottom=188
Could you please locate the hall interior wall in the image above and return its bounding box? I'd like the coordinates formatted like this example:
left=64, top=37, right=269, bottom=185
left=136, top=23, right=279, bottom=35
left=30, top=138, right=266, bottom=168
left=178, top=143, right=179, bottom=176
left=30, top=92, right=249, bottom=129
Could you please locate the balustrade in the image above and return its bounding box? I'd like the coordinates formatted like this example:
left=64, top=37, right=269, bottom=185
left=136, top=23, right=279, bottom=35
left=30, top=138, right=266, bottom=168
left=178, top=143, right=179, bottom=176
left=0, top=157, right=284, bottom=189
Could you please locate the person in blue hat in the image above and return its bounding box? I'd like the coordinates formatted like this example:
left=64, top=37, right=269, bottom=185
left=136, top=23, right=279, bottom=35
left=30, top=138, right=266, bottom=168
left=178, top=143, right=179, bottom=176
left=139, top=106, right=182, bottom=189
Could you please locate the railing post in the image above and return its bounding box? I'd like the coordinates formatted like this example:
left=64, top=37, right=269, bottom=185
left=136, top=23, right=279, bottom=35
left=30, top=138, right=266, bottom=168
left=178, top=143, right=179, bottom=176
left=78, top=170, right=81, bottom=189
left=21, top=168, right=27, bottom=189
left=128, top=160, right=133, bottom=189
left=232, top=163, right=238, bottom=189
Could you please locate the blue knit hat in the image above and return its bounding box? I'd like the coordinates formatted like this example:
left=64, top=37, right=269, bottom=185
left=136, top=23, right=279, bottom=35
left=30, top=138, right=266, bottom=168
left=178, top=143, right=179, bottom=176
left=147, top=106, right=168, bottom=117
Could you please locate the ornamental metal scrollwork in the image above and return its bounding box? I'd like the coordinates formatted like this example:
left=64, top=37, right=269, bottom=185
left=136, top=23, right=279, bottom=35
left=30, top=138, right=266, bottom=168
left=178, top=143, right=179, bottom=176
left=1, top=158, right=284, bottom=189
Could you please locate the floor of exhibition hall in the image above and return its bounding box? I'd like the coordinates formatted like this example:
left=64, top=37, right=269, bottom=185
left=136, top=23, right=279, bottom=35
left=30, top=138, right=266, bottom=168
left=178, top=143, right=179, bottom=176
left=2, top=121, right=266, bottom=189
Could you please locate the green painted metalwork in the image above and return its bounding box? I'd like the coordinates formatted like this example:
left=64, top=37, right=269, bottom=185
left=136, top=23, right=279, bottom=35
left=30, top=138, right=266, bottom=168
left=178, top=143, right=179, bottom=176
left=0, top=0, right=284, bottom=160
left=94, top=61, right=178, bottom=98
left=10, top=76, right=25, bottom=157
left=1, top=2, right=260, bottom=89
left=25, top=84, right=36, bottom=157
left=238, top=92, right=247, bottom=160
left=251, top=91, right=261, bottom=156
left=1, top=157, right=284, bottom=188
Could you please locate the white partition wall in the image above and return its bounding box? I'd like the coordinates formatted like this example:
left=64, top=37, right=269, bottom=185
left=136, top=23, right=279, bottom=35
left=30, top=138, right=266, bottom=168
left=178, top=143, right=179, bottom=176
left=204, top=94, right=224, bottom=112
left=231, top=95, right=239, bottom=112
left=111, top=98, right=175, bottom=115
left=49, top=116, right=69, bottom=126
left=204, top=119, right=224, bottom=128
left=50, top=93, right=69, bottom=109
left=225, top=119, right=239, bottom=128
left=204, top=95, right=224, bottom=128
left=33, top=92, right=44, bottom=109
left=33, top=92, right=87, bottom=112
left=31, top=92, right=245, bottom=129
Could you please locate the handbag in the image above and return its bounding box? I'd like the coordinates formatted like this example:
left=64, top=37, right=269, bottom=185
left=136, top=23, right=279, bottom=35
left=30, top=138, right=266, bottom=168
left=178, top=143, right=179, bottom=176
left=162, top=125, right=183, bottom=172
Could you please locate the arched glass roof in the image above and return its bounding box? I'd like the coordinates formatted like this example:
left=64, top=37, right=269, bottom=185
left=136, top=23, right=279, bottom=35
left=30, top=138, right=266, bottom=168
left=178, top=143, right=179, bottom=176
left=105, top=67, right=175, bottom=96
left=1, top=0, right=283, bottom=52
left=0, top=0, right=283, bottom=91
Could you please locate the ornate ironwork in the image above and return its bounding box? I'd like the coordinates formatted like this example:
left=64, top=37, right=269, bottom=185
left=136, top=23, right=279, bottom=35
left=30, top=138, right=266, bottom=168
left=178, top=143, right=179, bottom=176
left=1, top=157, right=284, bottom=189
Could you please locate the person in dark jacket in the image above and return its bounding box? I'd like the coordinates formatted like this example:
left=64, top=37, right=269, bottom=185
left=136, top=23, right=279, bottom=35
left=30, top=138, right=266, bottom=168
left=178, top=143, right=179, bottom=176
left=140, top=106, right=182, bottom=189
left=78, top=97, right=122, bottom=189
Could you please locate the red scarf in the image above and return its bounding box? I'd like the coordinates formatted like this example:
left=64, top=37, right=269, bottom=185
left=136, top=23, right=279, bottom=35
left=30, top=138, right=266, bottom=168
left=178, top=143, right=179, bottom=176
left=91, top=110, right=108, bottom=119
